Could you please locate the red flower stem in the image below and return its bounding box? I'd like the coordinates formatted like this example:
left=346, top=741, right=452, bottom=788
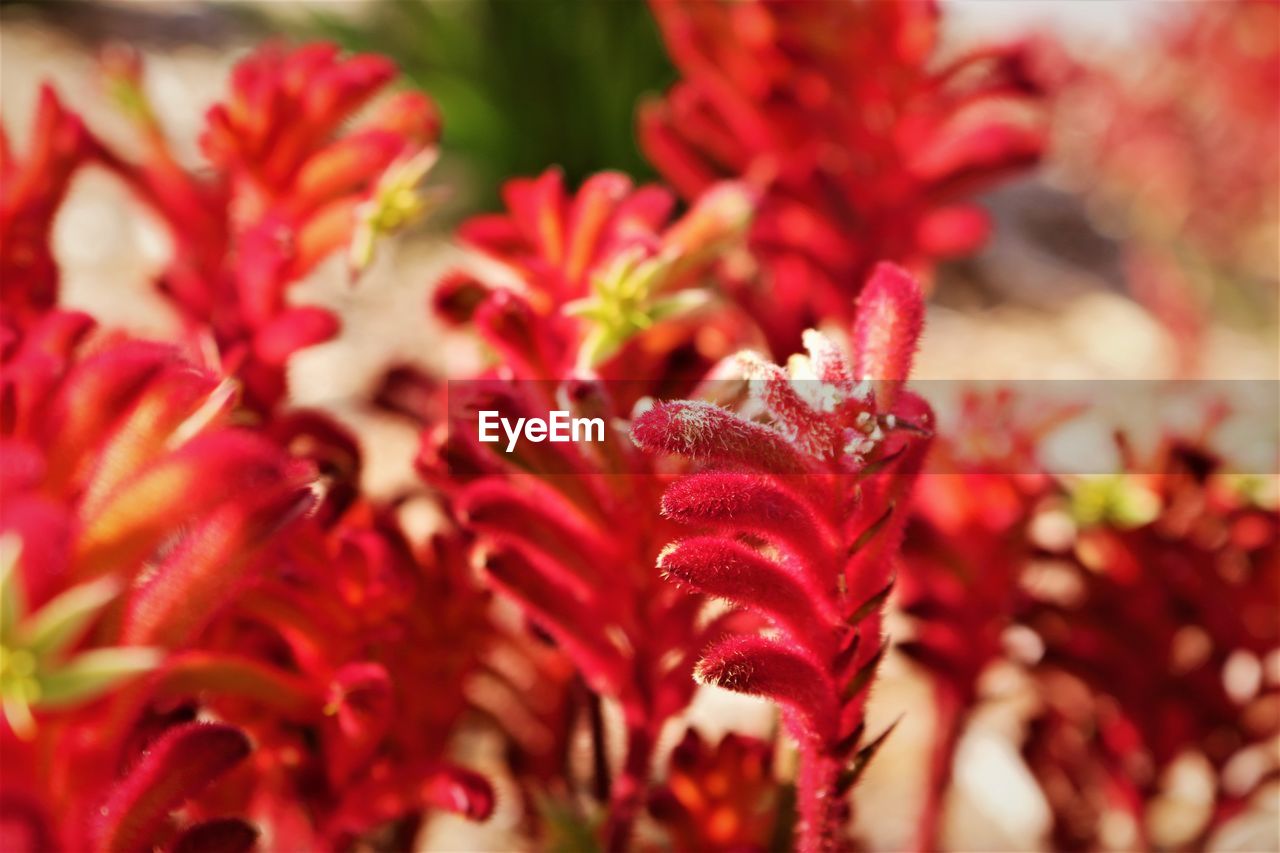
left=796, top=746, right=845, bottom=853
left=603, top=724, right=653, bottom=851
left=915, top=684, right=964, bottom=852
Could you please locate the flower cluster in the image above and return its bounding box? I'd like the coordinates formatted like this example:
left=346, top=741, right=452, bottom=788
left=896, top=415, right=1279, bottom=850
left=434, top=166, right=757, bottom=380
left=2, top=1, right=1274, bottom=850
left=1018, top=444, right=1278, bottom=849
left=420, top=168, right=763, bottom=848
left=101, top=43, right=441, bottom=412
left=0, top=310, right=314, bottom=849
left=641, top=0, right=1045, bottom=353
left=1, top=43, right=489, bottom=851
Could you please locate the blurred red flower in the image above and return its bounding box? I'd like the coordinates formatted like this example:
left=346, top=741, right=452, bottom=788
left=100, top=43, right=441, bottom=412
left=641, top=0, right=1044, bottom=353
left=0, top=310, right=313, bottom=850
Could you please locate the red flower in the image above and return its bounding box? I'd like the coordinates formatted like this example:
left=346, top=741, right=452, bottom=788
left=640, top=0, right=1044, bottom=353
left=91, top=722, right=254, bottom=853
left=99, top=43, right=441, bottom=412
left=431, top=404, right=731, bottom=848
left=649, top=729, right=781, bottom=851
left=633, top=264, right=933, bottom=852
left=0, top=311, right=314, bottom=848
left=420, top=169, right=765, bottom=847
left=897, top=403, right=1279, bottom=850
left=442, top=167, right=759, bottom=384
left=169, top=501, right=495, bottom=847
left=0, top=86, right=109, bottom=328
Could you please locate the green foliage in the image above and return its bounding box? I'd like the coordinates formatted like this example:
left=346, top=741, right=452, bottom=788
left=309, top=0, right=675, bottom=218
left=0, top=535, right=161, bottom=738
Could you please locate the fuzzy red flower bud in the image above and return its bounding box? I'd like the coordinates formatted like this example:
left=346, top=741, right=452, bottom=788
left=851, top=263, right=924, bottom=384
left=633, top=399, right=811, bottom=474
left=638, top=273, right=932, bottom=851
left=697, top=636, right=837, bottom=741
left=660, top=471, right=834, bottom=573
left=91, top=722, right=250, bottom=853
left=660, top=536, right=831, bottom=639
left=852, top=262, right=925, bottom=411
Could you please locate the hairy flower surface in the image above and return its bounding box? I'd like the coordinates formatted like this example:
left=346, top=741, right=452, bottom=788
left=633, top=264, right=933, bottom=852
left=641, top=0, right=1044, bottom=352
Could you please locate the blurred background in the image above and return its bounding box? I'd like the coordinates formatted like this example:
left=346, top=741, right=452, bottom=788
left=3, top=0, right=1276, bottom=393
left=2, top=2, right=1276, bottom=849
left=5, top=0, right=1276, bottom=499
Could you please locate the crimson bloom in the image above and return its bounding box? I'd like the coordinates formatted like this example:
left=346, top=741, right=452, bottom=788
left=633, top=264, right=933, bottom=852
left=438, top=167, right=759, bottom=386
left=419, top=168, right=765, bottom=848
left=4, top=9, right=1268, bottom=850
left=648, top=729, right=782, bottom=852
left=641, top=0, right=1044, bottom=353
left=0, top=311, right=314, bottom=850
left=898, top=405, right=1279, bottom=850
left=2, top=43, right=500, bottom=848
left=166, top=497, right=495, bottom=848
left=100, top=43, right=441, bottom=412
